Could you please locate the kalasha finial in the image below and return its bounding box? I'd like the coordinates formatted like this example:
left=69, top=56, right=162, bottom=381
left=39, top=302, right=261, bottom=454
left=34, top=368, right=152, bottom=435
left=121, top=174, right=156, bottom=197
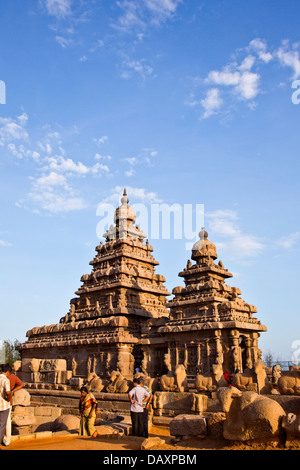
left=199, top=227, right=208, bottom=239
left=121, top=187, right=129, bottom=205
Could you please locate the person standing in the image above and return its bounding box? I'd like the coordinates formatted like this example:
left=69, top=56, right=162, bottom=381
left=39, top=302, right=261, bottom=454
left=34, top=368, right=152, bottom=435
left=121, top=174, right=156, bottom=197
left=2, top=365, right=24, bottom=447
left=140, top=378, right=153, bottom=439
left=128, top=378, right=150, bottom=437
left=78, top=386, right=98, bottom=438
left=0, top=364, right=11, bottom=448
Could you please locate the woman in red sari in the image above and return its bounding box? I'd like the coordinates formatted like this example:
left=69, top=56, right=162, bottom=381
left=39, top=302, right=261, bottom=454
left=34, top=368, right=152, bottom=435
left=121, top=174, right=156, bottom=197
left=79, top=386, right=98, bottom=437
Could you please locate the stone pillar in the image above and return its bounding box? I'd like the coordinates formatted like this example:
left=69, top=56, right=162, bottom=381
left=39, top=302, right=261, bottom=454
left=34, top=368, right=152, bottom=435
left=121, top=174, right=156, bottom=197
left=184, top=344, right=188, bottom=369
left=230, top=329, right=242, bottom=373
left=116, top=344, right=135, bottom=379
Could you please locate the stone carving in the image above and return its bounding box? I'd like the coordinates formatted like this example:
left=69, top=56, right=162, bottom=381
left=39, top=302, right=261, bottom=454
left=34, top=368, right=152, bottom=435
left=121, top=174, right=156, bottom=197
left=282, top=413, right=300, bottom=445
left=217, top=387, right=286, bottom=441
left=231, top=368, right=257, bottom=391
left=278, top=366, right=300, bottom=396
left=160, top=364, right=188, bottom=393
left=85, top=373, right=105, bottom=392
left=194, top=364, right=225, bottom=392
left=231, top=361, right=271, bottom=393
left=153, top=392, right=207, bottom=417
left=106, top=370, right=132, bottom=394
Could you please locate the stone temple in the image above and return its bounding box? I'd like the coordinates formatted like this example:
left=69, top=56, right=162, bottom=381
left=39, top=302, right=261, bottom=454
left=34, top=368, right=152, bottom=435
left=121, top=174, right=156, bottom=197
left=18, top=189, right=267, bottom=387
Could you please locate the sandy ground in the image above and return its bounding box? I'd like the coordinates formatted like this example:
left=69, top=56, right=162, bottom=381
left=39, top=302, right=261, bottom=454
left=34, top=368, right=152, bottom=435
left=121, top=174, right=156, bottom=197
left=2, top=425, right=298, bottom=451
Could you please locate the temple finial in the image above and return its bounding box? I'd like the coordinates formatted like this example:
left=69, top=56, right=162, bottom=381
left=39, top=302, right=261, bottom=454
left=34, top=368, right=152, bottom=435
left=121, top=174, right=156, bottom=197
left=121, top=187, right=129, bottom=205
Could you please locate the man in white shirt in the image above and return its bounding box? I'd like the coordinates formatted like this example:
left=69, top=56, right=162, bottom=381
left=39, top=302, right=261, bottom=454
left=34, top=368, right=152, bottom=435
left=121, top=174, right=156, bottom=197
left=0, top=364, right=11, bottom=447
left=128, top=378, right=150, bottom=437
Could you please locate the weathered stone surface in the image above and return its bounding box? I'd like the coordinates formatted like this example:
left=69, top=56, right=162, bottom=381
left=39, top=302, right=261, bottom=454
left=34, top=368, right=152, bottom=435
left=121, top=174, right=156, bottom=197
left=13, top=406, right=35, bottom=416
left=206, top=412, right=226, bottom=439
left=218, top=388, right=286, bottom=441
left=282, top=413, right=300, bottom=441
left=12, top=389, right=31, bottom=407
left=169, top=414, right=207, bottom=438
left=141, top=437, right=166, bottom=450
left=12, top=415, right=36, bottom=427
left=278, top=367, right=300, bottom=396
left=153, top=392, right=207, bottom=417
left=52, top=415, right=80, bottom=432
left=33, top=406, right=62, bottom=418
left=96, top=425, right=120, bottom=437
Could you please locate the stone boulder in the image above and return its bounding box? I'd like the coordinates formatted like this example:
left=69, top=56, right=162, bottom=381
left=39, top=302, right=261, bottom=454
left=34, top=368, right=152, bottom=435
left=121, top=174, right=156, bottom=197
left=12, top=389, right=31, bottom=407
left=11, top=415, right=36, bottom=427
left=217, top=387, right=286, bottom=442
left=52, top=415, right=80, bottom=432
left=169, top=414, right=207, bottom=439
left=141, top=437, right=166, bottom=450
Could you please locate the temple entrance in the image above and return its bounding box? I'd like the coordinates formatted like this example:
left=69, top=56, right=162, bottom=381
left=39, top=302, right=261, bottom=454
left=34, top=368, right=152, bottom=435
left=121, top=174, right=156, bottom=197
left=132, top=344, right=143, bottom=372
left=240, top=336, right=247, bottom=372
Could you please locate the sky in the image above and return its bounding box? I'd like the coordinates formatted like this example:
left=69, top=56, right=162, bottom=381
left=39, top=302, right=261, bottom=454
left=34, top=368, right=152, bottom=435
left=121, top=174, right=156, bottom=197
left=0, top=0, right=300, bottom=362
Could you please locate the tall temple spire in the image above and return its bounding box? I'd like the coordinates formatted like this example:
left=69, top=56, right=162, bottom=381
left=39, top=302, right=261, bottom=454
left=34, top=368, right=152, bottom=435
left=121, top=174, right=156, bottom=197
left=103, top=188, right=146, bottom=241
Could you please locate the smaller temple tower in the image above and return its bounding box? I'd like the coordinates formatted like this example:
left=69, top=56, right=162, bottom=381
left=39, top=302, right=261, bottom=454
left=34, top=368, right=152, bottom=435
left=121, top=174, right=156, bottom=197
left=158, top=228, right=267, bottom=377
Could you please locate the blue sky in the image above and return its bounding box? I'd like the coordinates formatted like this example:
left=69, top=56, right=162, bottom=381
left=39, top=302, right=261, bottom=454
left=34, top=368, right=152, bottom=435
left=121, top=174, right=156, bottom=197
left=0, top=0, right=300, bottom=362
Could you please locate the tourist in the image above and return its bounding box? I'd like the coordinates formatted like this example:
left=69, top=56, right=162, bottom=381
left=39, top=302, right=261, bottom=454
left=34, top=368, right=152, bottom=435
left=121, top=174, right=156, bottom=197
left=0, top=364, right=12, bottom=448
left=128, top=378, right=150, bottom=437
left=79, top=386, right=98, bottom=438
left=139, top=378, right=153, bottom=439
left=2, top=364, right=24, bottom=447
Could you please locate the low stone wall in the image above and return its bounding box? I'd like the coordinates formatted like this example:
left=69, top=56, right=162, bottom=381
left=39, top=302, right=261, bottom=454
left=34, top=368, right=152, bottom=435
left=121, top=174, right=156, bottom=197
left=28, top=389, right=213, bottom=419
left=29, top=388, right=131, bottom=416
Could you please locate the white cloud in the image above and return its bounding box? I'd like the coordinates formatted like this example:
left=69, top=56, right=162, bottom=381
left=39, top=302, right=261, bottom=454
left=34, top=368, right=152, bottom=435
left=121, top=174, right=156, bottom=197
left=56, top=35, right=73, bottom=48
left=95, top=153, right=112, bottom=161
left=121, top=57, right=153, bottom=80
left=44, top=0, right=72, bottom=19
left=46, top=156, right=90, bottom=175
left=144, top=0, right=183, bottom=24
left=201, top=88, right=223, bottom=118
left=206, top=209, right=265, bottom=260
left=0, top=239, right=12, bottom=247
left=34, top=171, right=69, bottom=190
left=276, top=41, right=300, bottom=79
left=276, top=232, right=300, bottom=249
left=124, top=157, right=138, bottom=166
left=2, top=113, right=111, bottom=214
left=27, top=190, right=87, bottom=213
left=103, top=185, right=162, bottom=205
left=207, top=66, right=260, bottom=101
left=187, top=37, right=295, bottom=119
left=92, top=162, right=110, bottom=174
left=125, top=169, right=135, bottom=177
left=114, top=0, right=182, bottom=32
left=0, top=113, right=29, bottom=146
left=93, top=136, right=109, bottom=146
left=249, top=38, right=273, bottom=63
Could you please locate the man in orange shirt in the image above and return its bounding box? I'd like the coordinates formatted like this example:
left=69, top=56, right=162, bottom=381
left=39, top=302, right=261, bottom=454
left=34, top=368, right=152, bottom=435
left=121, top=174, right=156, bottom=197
left=1, top=364, right=24, bottom=447
left=0, top=364, right=11, bottom=448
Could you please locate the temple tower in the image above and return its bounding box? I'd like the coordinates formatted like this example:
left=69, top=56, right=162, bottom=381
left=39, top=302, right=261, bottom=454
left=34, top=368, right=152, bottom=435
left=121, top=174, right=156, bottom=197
left=20, top=189, right=170, bottom=380
left=158, top=228, right=267, bottom=377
